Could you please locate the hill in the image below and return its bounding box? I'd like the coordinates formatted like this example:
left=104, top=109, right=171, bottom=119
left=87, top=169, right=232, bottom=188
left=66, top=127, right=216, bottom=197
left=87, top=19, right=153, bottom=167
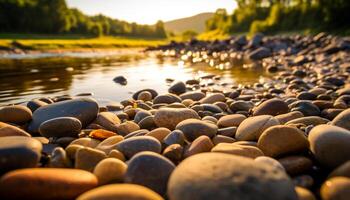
left=164, top=13, right=214, bottom=34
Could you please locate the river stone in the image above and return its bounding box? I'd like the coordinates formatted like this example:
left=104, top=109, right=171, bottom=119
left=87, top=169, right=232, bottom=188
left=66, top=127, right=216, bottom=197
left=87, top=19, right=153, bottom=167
left=0, top=105, right=32, bottom=124
left=285, top=116, right=329, bottom=126
left=138, top=91, right=153, bottom=101
left=163, top=130, right=185, bottom=146
left=199, top=93, right=226, bottom=104
left=95, top=112, right=120, bottom=132
left=115, top=136, right=161, bottom=159
left=295, top=187, right=316, bottom=200
left=184, top=135, right=214, bottom=158
left=329, top=161, right=350, bottom=178
left=180, top=91, right=205, bottom=101
left=211, top=143, right=264, bottom=158
left=212, top=135, right=236, bottom=145
left=77, top=184, right=164, bottom=200
left=138, top=116, right=157, bottom=130
left=275, top=111, right=304, bottom=124
left=321, top=177, right=350, bottom=200
left=146, top=127, right=171, bottom=142
left=93, top=158, right=127, bottom=185
left=0, top=136, right=42, bottom=174
left=258, top=125, right=309, bottom=158
left=176, top=119, right=218, bottom=141
left=39, top=117, right=82, bottom=138
left=134, top=110, right=152, bottom=124
left=116, top=121, right=140, bottom=136
left=278, top=156, right=313, bottom=175
left=28, top=98, right=99, bottom=133
left=217, top=114, right=246, bottom=128
left=108, top=149, right=126, bottom=161
left=154, top=108, right=200, bottom=130
left=229, top=100, right=254, bottom=112
left=168, top=153, right=298, bottom=200
left=153, top=94, right=181, bottom=104
left=75, top=147, right=107, bottom=172
left=308, top=125, right=350, bottom=168
left=27, top=99, right=48, bottom=112
left=89, top=129, right=117, bottom=140
left=254, top=156, right=285, bottom=172
left=331, top=108, right=350, bottom=131
left=69, top=137, right=101, bottom=148
left=0, top=122, right=31, bottom=137
left=248, top=47, right=271, bottom=60
left=49, top=147, right=72, bottom=168
left=95, top=135, right=124, bottom=154
left=163, top=144, right=183, bottom=163
left=236, top=115, right=280, bottom=141
left=253, top=99, right=289, bottom=116
left=0, top=168, right=98, bottom=200
left=132, top=89, right=158, bottom=100
left=168, top=81, right=186, bottom=95
left=125, top=152, right=175, bottom=196
left=289, top=100, right=320, bottom=116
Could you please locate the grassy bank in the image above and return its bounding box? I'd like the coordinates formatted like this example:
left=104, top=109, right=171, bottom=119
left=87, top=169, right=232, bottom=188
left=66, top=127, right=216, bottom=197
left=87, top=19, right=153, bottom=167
left=0, top=34, right=167, bottom=50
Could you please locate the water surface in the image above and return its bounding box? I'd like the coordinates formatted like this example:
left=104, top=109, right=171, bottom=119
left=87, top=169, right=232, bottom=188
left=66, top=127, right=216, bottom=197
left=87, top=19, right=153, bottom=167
left=0, top=50, right=268, bottom=105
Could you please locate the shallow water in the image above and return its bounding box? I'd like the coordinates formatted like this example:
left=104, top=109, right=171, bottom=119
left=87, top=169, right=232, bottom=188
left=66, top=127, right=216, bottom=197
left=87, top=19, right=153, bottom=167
left=0, top=50, right=268, bottom=105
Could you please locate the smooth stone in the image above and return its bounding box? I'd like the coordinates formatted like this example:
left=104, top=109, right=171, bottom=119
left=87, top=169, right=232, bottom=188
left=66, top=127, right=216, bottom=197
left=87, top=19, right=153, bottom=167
left=132, top=89, right=158, bottom=100
left=212, top=135, right=236, bottom=145
left=309, top=125, right=350, bottom=168
left=0, top=168, right=98, bottom=200
left=0, top=136, right=42, bottom=173
left=27, top=99, right=48, bottom=112
left=39, top=117, right=82, bottom=138
left=134, top=110, right=152, bottom=123
left=329, top=161, right=350, bottom=178
left=202, top=116, right=218, bottom=124
left=278, top=156, right=313, bottom=175
left=93, top=158, right=127, bottom=185
left=138, top=116, right=157, bottom=130
left=180, top=91, right=205, bottom=101
left=275, top=111, right=304, bottom=124
left=248, top=47, right=271, bottom=60
left=49, top=147, right=72, bottom=168
left=95, top=112, right=120, bottom=132
left=163, top=130, right=185, bottom=146
left=176, top=119, right=218, bottom=141
left=116, top=121, right=140, bottom=136
left=125, top=152, right=175, bottom=196
left=89, top=129, right=117, bottom=140
left=184, top=135, right=214, bottom=158
left=258, top=125, right=309, bottom=157
left=321, top=177, right=350, bottom=200
left=199, top=93, right=226, bottom=104
left=66, top=144, right=85, bottom=160
left=75, top=147, right=107, bottom=172
left=0, top=122, right=31, bottom=137
left=169, top=81, right=186, bottom=95
left=285, top=116, right=329, bottom=126
left=145, top=127, right=171, bottom=142
left=69, top=137, right=101, bottom=148
left=253, top=99, right=289, bottom=116
left=331, top=108, right=350, bottom=131
left=217, top=126, right=237, bottom=137
left=77, top=184, right=164, bottom=200
left=154, top=108, right=200, bottom=130
left=168, top=153, right=298, bottom=200
left=95, top=135, right=124, bottom=154
left=138, top=91, right=153, bottom=101
left=236, top=115, right=280, bottom=141
left=254, top=156, right=285, bottom=172
left=229, top=100, right=254, bottom=112
left=0, top=105, right=32, bottom=124
left=153, top=94, right=181, bottom=104
left=115, top=136, right=161, bottom=159
left=163, top=144, right=183, bottom=163
left=217, top=114, right=246, bottom=128
left=28, top=98, right=99, bottom=133
left=108, top=149, right=126, bottom=161
left=289, top=100, right=320, bottom=116
left=295, top=187, right=316, bottom=200
left=211, top=143, right=264, bottom=158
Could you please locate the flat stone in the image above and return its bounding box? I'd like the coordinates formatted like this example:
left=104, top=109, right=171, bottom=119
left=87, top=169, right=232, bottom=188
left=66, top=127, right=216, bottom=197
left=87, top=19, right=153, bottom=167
left=115, top=136, right=161, bottom=159
left=217, top=114, right=246, bottom=128
left=154, top=108, right=200, bottom=130
left=93, top=158, right=127, bottom=185
left=39, top=117, right=82, bottom=138
left=211, top=143, right=264, bottom=158
left=0, top=122, right=31, bottom=137
left=95, top=112, right=121, bottom=132
left=0, top=105, right=32, bottom=124
left=176, top=119, right=217, bottom=141
left=253, top=99, right=289, bottom=116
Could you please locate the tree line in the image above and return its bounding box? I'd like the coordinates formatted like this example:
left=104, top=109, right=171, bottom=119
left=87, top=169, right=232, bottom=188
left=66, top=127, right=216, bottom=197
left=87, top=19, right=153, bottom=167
left=206, top=0, right=350, bottom=35
left=0, top=0, right=167, bottom=38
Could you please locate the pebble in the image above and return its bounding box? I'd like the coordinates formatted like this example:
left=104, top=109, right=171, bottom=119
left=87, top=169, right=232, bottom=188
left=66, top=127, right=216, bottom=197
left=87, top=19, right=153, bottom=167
left=39, top=117, right=82, bottom=138
left=329, top=161, right=350, bottom=178
left=49, top=147, right=72, bottom=168
left=163, top=144, right=183, bottom=163
left=145, top=127, right=171, bottom=142
left=278, top=156, right=313, bottom=175
left=211, top=143, right=264, bottom=158
left=0, top=168, right=98, bottom=200
left=212, top=135, right=236, bottom=145
left=163, top=130, right=185, bottom=146
left=199, top=93, right=225, bottom=104
left=331, top=108, right=350, bottom=131
left=168, top=81, right=186, bottom=95
left=253, top=98, right=289, bottom=116
left=0, top=122, right=31, bottom=137
left=138, top=91, right=153, bottom=101
left=27, top=99, right=48, bottom=112
left=217, top=114, right=246, bottom=128
left=89, top=129, right=116, bottom=140
left=285, top=116, right=330, bottom=126
left=180, top=91, right=205, bottom=101
left=257, top=125, right=309, bottom=157
left=77, top=184, right=164, bottom=200
left=95, top=112, right=120, bottom=132
left=28, top=98, right=99, bottom=133
left=275, top=111, right=304, bottom=124
left=184, top=135, right=214, bottom=157
left=295, top=186, right=316, bottom=200
left=75, top=147, right=107, bottom=172
left=168, top=153, right=298, bottom=200
left=115, top=136, right=161, bottom=159
left=254, top=156, right=285, bottom=172
left=309, top=125, right=350, bottom=168
left=0, top=105, right=32, bottom=124
left=154, top=108, right=200, bottom=130
left=93, top=158, right=127, bottom=185
left=321, top=177, right=350, bottom=200
left=125, top=151, right=175, bottom=195
left=0, top=136, right=42, bottom=173
left=176, top=119, right=218, bottom=141
left=236, top=115, right=280, bottom=141
left=116, top=121, right=140, bottom=136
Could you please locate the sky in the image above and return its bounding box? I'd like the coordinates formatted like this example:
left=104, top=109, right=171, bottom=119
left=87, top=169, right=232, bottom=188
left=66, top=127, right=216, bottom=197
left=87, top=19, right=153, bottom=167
left=66, top=0, right=236, bottom=24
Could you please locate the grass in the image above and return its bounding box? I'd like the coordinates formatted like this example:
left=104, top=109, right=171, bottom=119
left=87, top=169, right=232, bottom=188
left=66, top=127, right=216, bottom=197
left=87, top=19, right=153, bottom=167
left=0, top=34, right=168, bottom=50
